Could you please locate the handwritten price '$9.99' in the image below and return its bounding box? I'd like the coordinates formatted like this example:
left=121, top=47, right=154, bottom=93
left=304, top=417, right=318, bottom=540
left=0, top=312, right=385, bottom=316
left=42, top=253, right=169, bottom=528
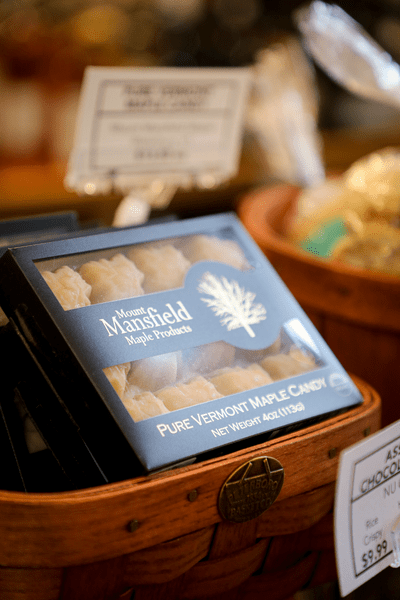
left=362, top=540, right=388, bottom=569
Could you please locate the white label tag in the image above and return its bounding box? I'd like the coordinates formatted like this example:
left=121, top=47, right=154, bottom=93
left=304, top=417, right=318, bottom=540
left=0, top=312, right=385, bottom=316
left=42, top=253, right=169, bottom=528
left=335, top=421, right=400, bottom=597
left=65, top=66, right=251, bottom=193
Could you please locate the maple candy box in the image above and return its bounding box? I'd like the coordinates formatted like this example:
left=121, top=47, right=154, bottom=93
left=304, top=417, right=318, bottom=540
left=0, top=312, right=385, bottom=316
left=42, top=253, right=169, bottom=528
left=0, top=213, right=362, bottom=478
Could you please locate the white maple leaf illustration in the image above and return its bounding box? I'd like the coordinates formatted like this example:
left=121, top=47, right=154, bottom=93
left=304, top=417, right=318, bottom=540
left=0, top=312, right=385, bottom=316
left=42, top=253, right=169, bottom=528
left=198, top=272, right=266, bottom=337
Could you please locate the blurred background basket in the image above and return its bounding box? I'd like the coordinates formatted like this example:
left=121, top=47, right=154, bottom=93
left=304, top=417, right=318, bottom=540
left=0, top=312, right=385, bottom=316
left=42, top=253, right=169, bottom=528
left=238, top=184, right=400, bottom=428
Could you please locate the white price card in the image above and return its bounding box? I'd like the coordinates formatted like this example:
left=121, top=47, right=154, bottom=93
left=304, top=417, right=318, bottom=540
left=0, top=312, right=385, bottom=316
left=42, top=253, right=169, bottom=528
left=335, top=420, right=400, bottom=597
left=65, top=66, right=251, bottom=194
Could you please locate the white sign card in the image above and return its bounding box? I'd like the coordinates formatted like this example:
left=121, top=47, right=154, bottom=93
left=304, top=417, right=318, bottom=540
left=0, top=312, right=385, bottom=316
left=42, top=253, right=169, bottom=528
left=335, top=420, right=400, bottom=597
left=65, top=66, right=251, bottom=195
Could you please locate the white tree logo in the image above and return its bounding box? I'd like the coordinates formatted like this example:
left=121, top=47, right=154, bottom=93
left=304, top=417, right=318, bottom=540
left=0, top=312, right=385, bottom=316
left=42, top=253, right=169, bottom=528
left=198, top=272, right=266, bottom=338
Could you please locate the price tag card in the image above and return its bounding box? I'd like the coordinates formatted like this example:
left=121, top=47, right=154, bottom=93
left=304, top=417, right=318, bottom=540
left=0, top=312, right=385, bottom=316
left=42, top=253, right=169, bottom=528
left=65, top=66, right=251, bottom=193
left=335, top=421, right=400, bottom=597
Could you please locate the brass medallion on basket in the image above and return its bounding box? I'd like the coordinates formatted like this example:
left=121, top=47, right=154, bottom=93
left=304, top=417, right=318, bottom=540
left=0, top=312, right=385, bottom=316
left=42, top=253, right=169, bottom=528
left=219, top=456, right=284, bottom=523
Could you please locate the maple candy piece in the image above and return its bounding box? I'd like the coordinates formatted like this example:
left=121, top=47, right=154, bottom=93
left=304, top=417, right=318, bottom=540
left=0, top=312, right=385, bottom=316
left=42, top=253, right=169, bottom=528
left=181, top=341, right=235, bottom=379
left=181, top=234, right=248, bottom=270
left=103, top=363, right=131, bottom=399
left=266, top=334, right=282, bottom=355
left=289, top=345, right=317, bottom=370
left=209, top=364, right=273, bottom=396
left=157, top=376, right=223, bottom=411
left=79, top=253, right=144, bottom=303
left=122, top=389, right=170, bottom=422
left=126, top=243, right=190, bottom=293
left=127, top=352, right=180, bottom=392
left=42, top=266, right=92, bottom=310
left=260, top=354, right=310, bottom=381
left=235, top=334, right=282, bottom=363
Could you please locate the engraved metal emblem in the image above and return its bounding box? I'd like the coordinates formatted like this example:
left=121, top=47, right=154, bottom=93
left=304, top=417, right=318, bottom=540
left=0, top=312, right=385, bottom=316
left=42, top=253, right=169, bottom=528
left=218, top=456, right=284, bottom=523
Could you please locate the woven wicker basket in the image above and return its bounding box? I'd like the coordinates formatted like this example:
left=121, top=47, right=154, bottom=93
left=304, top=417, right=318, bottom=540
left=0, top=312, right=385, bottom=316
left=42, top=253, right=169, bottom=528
left=238, top=184, right=400, bottom=427
left=0, top=376, right=379, bottom=600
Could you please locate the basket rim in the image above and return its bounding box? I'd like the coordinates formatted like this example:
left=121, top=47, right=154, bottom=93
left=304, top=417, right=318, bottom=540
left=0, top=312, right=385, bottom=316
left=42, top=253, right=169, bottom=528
left=238, top=184, right=400, bottom=331
left=0, top=375, right=380, bottom=567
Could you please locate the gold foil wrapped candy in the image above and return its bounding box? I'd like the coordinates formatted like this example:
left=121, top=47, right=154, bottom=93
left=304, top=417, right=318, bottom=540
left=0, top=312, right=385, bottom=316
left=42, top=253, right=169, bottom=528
left=289, top=147, right=400, bottom=276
